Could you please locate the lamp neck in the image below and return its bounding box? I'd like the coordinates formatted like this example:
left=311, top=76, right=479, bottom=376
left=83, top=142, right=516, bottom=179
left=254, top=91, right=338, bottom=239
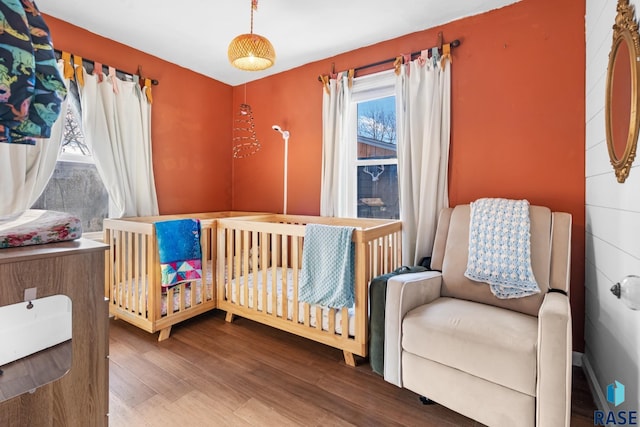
left=250, top=0, right=257, bottom=34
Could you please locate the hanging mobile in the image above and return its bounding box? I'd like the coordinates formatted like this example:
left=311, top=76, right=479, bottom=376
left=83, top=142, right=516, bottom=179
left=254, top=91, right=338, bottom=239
left=232, top=85, right=261, bottom=159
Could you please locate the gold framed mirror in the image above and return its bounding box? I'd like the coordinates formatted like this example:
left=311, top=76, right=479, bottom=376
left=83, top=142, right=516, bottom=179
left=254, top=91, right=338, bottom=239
left=606, top=0, right=640, bottom=183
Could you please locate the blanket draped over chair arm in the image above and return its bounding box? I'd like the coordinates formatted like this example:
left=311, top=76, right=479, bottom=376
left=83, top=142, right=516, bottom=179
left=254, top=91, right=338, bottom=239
left=536, top=291, right=572, bottom=427
left=384, top=271, right=443, bottom=387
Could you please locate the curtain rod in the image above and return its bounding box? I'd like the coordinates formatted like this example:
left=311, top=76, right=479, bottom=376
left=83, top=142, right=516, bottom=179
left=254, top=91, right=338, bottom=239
left=53, top=49, right=159, bottom=86
left=317, top=38, right=460, bottom=82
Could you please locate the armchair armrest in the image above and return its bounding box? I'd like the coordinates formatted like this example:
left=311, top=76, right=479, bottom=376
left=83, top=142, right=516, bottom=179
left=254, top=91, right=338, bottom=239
left=536, top=291, right=572, bottom=427
left=384, top=271, right=442, bottom=386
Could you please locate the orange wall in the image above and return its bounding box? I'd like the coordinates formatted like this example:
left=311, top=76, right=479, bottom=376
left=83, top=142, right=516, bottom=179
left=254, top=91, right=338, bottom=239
left=45, top=16, right=234, bottom=215
left=231, top=0, right=586, bottom=349
left=44, top=0, right=586, bottom=349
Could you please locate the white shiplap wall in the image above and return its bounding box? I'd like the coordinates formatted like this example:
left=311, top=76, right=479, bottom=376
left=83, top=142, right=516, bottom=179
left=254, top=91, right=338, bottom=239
left=585, top=0, right=640, bottom=411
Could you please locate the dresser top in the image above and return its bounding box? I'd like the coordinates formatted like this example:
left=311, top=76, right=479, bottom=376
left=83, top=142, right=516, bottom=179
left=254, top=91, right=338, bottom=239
left=0, top=238, right=107, bottom=264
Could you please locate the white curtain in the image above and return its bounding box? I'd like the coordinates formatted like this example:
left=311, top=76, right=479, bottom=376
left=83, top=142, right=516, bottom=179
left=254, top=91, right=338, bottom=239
left=396, top=55, right=451, bottom=265
left=320, top=74, right=351, bottom=217
left=0, top=63, right=68, bottom=221
left=78, top=72, right=158, bottom=218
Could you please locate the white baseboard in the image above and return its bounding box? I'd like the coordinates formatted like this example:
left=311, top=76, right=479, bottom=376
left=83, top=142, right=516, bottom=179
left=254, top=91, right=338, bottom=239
left=583, top=354, right=608, bottom=411
left=572, top=351, right=583, bottom=367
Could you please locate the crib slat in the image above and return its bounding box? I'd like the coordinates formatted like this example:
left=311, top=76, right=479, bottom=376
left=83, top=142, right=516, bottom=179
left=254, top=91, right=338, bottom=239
left=251, top=230, right=259, bottom=311
left=113, top=230, right=121, bottom=310
left=281, top=234, right=288, bottom=321
left=183, top=282, right=188, bottom=311
left=234, top=229, right=241, bottom=306
left=124, top=230, right=132, bottom=314
left=243, top=230, right=250, bottom=308
left=271, top=233, right=277, bottom=318
left=140, top=233, right=151, bottom=318
left=134, top=232, right=142, bottom=315
left=328, top=308, right=335, bottom=334
left=140, top=233, right=147, bottom=317
left=260, top=232, right=268, bottom=313
left=315, top=306, right=322, bottom=331
left=104, top=228, right=112, bottom=307
left=303, top=303, right=310, bottom=327
left=131, top=232, right=138, bottom=314
left=292, top=236, right=300, bottom=325
left=225, top=228, right=232, bottom=303
left=114, top=230, right=121, bottom=311
left=166, top=287, right=174, bottom=315
left=200, top=226, right=209, bottom=305
left=341, top=307, right=349, bottom=338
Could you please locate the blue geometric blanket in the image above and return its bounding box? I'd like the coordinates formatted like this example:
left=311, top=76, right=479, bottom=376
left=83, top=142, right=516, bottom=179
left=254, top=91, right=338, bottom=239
left=155, top=219, right=202, bottom=288
left=299, top=224, right=355, bottom=309
left=464, top=198, right=540, bottom=299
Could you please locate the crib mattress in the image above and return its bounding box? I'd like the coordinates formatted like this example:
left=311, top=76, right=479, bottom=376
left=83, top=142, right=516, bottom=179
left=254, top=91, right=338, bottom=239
left=227, top=267, right=356, bottom=336
left=0, top=210, right=82, bottom=248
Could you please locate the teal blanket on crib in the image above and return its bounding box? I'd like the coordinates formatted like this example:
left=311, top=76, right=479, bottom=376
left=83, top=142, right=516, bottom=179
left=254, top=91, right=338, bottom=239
left=155, top=219, right=202, bottom=288
left=299, top=224, right=355, bottom=309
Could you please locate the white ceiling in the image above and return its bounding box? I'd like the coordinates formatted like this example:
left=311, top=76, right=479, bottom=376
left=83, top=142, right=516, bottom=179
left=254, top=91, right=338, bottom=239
left=37, top=0, right=520, bottom=87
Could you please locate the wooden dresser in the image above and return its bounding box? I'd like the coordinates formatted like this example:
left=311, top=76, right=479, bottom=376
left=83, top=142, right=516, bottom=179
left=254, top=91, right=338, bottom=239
left=0, top=239, right=109, bottom=427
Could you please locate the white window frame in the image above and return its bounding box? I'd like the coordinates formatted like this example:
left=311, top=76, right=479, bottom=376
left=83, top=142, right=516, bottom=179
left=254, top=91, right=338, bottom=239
left=345, top=70, right=398, bottom=218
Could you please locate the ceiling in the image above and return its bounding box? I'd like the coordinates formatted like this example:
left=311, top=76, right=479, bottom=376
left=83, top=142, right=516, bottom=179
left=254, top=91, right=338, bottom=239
left=37, top=0, right=521, bottom=87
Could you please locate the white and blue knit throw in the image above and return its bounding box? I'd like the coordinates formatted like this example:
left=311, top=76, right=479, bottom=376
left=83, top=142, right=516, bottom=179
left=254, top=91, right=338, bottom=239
left=464, top=198, right=540, bottom=299
left=299, top=224, right=355, bottom=309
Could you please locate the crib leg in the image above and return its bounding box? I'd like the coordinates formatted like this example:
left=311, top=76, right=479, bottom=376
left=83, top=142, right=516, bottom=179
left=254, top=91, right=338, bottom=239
left=225, top=312, right=235, bottom=323
left=158, top=326, right=171, bottom=342
left=343, top=351, right=356, bottom=367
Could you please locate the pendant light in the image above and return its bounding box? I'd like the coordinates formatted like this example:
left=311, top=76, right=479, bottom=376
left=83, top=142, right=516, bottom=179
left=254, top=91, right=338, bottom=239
left=228, top=0, right=276, bottom=71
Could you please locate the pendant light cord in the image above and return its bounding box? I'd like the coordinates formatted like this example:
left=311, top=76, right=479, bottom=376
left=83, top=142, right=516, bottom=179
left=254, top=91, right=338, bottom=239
left=250, top=0, right=257, bottom=34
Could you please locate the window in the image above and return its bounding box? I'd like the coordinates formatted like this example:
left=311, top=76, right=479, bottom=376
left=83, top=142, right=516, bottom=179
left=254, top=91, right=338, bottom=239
left=349, top=71, right=398, bottom=219
left=31, top=82, right=109, bottom=232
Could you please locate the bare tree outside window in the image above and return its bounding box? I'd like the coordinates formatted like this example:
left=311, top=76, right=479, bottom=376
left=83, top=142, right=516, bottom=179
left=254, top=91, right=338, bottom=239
left=62, top=106, right=89, bottom=155
left=358, top=106, right=396, bottom=144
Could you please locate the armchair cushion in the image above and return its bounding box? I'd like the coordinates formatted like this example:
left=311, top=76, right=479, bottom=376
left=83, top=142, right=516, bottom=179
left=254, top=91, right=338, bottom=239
left=403, top=298, right=538, bottom=396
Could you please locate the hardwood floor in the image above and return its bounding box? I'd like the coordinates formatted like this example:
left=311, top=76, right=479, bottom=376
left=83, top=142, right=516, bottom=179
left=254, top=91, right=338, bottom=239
left=108, top=310, right=596, bottom=426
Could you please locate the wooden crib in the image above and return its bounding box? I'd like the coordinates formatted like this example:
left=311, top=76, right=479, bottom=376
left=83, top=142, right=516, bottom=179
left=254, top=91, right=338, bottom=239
left=103, top=212, right=258, bottom=341
left=216, top=214, right=402, bottom=366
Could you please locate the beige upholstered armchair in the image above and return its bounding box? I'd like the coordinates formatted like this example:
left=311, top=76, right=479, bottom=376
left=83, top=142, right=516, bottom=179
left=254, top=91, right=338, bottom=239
left=384, top=203, right=572, bottom=427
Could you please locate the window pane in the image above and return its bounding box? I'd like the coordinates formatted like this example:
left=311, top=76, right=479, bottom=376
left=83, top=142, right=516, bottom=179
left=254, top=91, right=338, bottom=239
left=357, top=96, right=396, bottom=160
left=357, top=164, right=399, bottom=219
left=31, top=84, right=109, bottom=232
left=31, top=161, right=109, bottom=232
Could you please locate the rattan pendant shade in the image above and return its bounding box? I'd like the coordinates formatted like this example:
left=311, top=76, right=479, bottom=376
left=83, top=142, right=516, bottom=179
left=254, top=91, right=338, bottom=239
left=228, top=0, right=276, bottom=71
left=228, top=33, right=275, bottom=71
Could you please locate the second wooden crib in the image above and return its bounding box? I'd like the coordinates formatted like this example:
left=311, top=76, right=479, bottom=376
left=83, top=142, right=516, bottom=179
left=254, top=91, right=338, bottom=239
left=216, top=214, right=403, bottom=366
left=104, top=212, right=258, bottom=341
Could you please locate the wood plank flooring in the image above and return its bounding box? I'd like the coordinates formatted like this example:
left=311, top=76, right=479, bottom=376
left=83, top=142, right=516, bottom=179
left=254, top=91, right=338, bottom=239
left=108, top=310, right=596, bottom=426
